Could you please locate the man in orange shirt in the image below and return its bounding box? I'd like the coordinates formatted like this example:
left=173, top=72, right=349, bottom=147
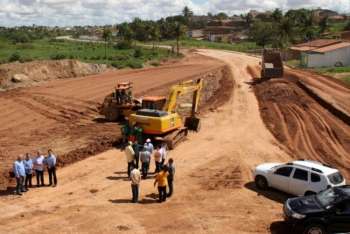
left=154, top=165, right=169, bottom=203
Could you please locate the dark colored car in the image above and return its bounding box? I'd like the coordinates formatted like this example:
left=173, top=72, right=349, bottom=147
left=283, top=185, right=350, bottom=234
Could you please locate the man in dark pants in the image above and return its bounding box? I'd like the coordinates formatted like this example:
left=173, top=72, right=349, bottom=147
left=132, top=140, right=141, bottom=169
left=130, top=166, right=141, bottom=203
left=13, top=155, right=26, bottom=195
left=140, top=148, right=151, bottom=179
left=154, top=166, right=169, bottom=203
left=33, top=151, right=45, bottom=187
left=23, top=153, right=33, bottom=190
left=167, top=158, right=175, bottom=197
left=46, top=149, right=57, bottom=187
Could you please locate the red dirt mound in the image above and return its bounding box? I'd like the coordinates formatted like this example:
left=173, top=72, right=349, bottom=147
left=251, top=68, right=350, bottom=178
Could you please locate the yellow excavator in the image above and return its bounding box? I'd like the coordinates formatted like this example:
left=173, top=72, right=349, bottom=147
left=126, top=78, right=203, bottom=149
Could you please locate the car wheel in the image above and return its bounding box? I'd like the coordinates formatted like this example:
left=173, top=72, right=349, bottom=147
left=304, top=191, right=316, bottom=196
left=303, top=224, right=327, bottom=234
left=255, top=176, right=268, bottom=190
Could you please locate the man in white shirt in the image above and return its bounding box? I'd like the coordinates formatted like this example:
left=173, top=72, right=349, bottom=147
left=33, top=151, right=45, bottom=187
left=130, top=166, right=141, bottom=203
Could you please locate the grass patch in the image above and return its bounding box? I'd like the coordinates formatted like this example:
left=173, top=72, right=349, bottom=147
left=0, top=38, right=176, bottom=69
left=341, top=76, right=350, bottom=85
left=314, top=66, right=350, bottom=74
left=159, top=38, right=261, bottom=52
left=328, top=21, right=348, bottom=33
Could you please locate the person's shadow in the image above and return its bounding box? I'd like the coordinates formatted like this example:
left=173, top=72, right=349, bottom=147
left=0, top=187, right=16, bottom=197
left=108, top=193, right=159, bottom=205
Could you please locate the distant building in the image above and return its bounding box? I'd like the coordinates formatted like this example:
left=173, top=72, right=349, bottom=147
left=188, top=29, right=204, bottom=39
left=290, top=39, right=350, bottom=67
left=204, top=19, right=247, bottom=43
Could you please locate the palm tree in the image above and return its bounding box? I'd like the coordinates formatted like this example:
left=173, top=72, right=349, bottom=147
left=102, top=27, right=112, bottom=58
left=173, top=22, right=187, bottom=55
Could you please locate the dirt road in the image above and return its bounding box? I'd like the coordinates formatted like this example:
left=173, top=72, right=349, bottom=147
left=0, top=53, right=224, bottom=189
left=0, top=50, right=349, bottom=234
left=0, top=50, right=294, bottom=234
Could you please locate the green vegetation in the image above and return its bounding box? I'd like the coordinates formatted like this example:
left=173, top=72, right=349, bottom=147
left=159, top=39, right=260, bottom=52
left=0, top=38, right=176, bottom=68
left=313, top=66, right=350, bottom=85
left=328, top=21, right=349, bottom=33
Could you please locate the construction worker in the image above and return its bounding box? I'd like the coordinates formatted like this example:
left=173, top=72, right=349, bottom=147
left=13, top=155, right=26, bottom=195
left=160, top=143, right=168, bottom=166
left=33, top=151, right=45, bottom=187
left=130, top=165, right=141, bottom=203
left=46, top=149, right=57, bottom=187
left=125, top=141, right=135, bottom=177
left=154, top=165, right=169, bottom=203
left=154, top=145, right=162, bottom=173
left=23, top=153, right=33, bottom=190
left=167, top=158, right=175, bottom=197
left=132, top=140, right=141, bottom=169
left=140, top=148, right=151, bottom=179
left=143, top=139, right=154, bottom=154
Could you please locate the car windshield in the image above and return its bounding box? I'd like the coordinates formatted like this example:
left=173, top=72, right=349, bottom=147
left=316, top=189, right=343, bottom=208
left=328, top=172, right=344, bottom=185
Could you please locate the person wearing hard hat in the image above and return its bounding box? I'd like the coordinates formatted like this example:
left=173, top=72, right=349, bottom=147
left=125, top=141, right=135, bottom=178
left=143, top=139, right=154, bottom=154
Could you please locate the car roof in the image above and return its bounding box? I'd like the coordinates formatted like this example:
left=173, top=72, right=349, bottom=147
left=289, top=160, right=338, bottom=175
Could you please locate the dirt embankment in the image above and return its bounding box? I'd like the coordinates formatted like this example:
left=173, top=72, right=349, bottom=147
left=249, top=66, right=350, bottom=178
left=0, top=53, right=231, bottom=190
left=0, top=59, right=108, bottom=90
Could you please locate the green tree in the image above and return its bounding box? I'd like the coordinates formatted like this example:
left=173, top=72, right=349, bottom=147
left=319, top=16, right=329, bottom=33
left=271, top=8, right=283, bottom=22
left=346, top=20, right=350, bottom=30
left=215, top=12, right=228, bottom=20
left=249, top=21, right=276, bottom=48
left=182, top=6, right=193, bottom=25
left=102, top=27, right=112, bottom=58
left=118, top=23, right=133, bottom=42
left=173, top=22, right=187, bottom=55
left=149, top=24, right=160, bottom=49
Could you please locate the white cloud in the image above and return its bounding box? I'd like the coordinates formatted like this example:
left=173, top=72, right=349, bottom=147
left=0, top=0, right=348, bottom=26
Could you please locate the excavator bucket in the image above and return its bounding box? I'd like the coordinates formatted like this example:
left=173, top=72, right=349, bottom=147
left=184, top=116, right=201, bottom=132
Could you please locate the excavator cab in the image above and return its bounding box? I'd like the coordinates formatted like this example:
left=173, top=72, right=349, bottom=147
left=141, top=96, right=167, bottom=110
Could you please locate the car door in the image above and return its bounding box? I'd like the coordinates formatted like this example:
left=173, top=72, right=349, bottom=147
left=328, top=200, right=350, bottom=233
left=269, top=166, right=294, bottom=193
left=288, top=168, right=309, bottom=196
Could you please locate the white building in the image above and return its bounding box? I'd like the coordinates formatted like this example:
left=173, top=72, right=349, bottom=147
left=301, top=42, right=350, bottom=68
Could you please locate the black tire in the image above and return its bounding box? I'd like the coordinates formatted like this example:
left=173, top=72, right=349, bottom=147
left=255, top=176, right=268, bottom=190
left=304, top=191, right=316, bottom=196
left=303, top=223, right=327, bottom=234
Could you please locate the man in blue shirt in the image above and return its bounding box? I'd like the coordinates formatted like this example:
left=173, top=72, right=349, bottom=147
left=46, top=149, right=57, bottom=187
left=23, top=153, right=33, bottom=190
left=13, top=155, right=26, bottom=195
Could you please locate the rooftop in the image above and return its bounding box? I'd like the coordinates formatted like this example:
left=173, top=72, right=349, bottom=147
left=290, top=39, right=350, bottom=53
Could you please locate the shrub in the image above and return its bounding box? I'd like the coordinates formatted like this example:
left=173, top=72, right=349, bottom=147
left=8, top=52, right=21, bottom=62
left=19, top=57, right=33, bottom=63
left=127, top=60, right=143, bottom=69
left=133, top=47, right=144, bottom=58
left=150, top=61, right=160, bottom=66
left=111, top=61, right=127, bottom=69
left=16, top=43, right=34, bottom=50
left=114, top=41, right=132, bottom=50
left=50, top=53, right=67, bottom=60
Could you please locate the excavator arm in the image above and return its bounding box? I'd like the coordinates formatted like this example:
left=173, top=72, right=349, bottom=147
left=164, top=79, right=203, bottom=114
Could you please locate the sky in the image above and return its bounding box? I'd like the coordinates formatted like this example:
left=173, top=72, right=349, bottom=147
left=0, top=0, right=349, bottom=27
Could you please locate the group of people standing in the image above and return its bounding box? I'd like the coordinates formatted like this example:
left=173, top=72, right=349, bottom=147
left=12, top=149, right=58, bottom=196
left=125, top=139, right=175, bottom=203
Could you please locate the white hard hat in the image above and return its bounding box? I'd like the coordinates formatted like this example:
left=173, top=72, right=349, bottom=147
left=146, top=138, right=151, bottom=143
